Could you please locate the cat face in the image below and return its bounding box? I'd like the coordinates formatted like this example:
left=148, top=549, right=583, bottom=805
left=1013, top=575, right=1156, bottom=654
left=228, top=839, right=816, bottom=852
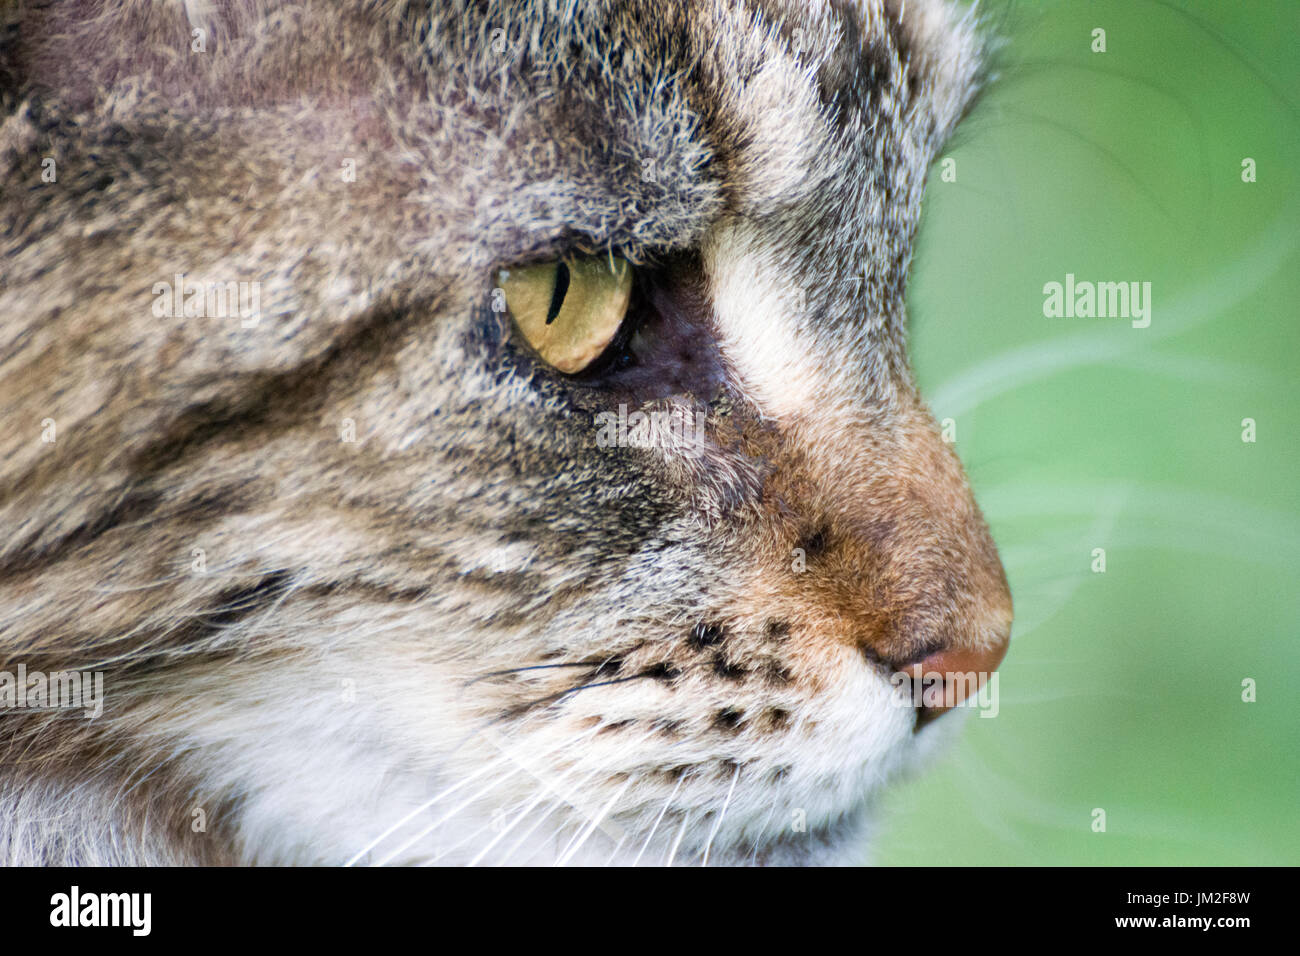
left=0, top=0, right=1009, bottom=865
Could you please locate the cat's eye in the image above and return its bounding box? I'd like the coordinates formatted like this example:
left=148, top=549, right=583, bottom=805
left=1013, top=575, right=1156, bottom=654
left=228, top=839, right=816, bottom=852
left=497, top=255, right=633, bottom=374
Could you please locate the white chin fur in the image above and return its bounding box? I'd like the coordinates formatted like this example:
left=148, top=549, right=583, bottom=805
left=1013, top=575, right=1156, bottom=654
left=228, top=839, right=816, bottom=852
left=176, top=650, right=951, bottom=866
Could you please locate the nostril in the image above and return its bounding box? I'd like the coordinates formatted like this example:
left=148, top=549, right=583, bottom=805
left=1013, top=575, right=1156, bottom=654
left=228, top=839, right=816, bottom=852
left=897, top=637, right=1009, bottom=728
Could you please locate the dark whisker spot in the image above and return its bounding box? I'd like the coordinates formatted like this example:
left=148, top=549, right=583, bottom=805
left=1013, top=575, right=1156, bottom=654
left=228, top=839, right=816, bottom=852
left=713, top=707, right=743, bottom=730
left=763, top=619, right=791, bottom=640
left=712, top=654, right=747, bottom=681
left=689, top=621, right=726, bottom=648
left=763, top=707, right=791, bottom=730
left=653, top=719, right=685, bottom=737
left=643, top=661, right=680, bottom=684
left=591, top=656, right=623, bottom=678
left=764, top=661, right=794, bottom=686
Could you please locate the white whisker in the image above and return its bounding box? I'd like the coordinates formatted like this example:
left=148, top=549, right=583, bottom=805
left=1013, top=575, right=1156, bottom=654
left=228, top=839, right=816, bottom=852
left=747, top=800, right=781, bottom=864
left=467, top=744, right=603, bottom=866
left=664, top=810, right=691, bottom=867
left=554, top=776, right=633, bottom=866
left=602, top=832, right=629, bottom=865
left=466, top=791, right=552, bottom=867
left=347, top=722, right=598, bottom=866
left=343, top=749, right=521, bottom=867
left=497, top=764, right=611, bottom=866
left=631, top=775, right=685, bottom=867
left=700, top=764, right=740, bottom=867
left=371, top=761, right=532, bottom=866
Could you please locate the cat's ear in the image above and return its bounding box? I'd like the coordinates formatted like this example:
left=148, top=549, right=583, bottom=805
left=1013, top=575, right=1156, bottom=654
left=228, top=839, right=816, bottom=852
left=0, top=3, right=28, bottom=107
left=886, top=0, right=988, bottom=145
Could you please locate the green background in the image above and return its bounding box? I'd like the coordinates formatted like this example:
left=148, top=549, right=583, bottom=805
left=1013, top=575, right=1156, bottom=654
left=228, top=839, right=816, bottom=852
left=874, top=0, right=1299, bottom=865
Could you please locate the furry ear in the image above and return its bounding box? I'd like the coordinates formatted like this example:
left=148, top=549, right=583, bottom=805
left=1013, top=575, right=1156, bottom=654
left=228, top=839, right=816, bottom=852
left=886, top=0, right=987, bottom=145
left=0, top=0, right=37, bottom=100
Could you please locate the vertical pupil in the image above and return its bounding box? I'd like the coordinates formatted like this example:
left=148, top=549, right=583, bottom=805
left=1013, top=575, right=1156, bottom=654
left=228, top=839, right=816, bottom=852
left=545, top=261, right=570, bottom=325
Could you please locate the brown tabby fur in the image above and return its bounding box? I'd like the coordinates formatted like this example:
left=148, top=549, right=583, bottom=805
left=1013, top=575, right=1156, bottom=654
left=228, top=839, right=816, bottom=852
left=0, top=0, right=1009, bottom=865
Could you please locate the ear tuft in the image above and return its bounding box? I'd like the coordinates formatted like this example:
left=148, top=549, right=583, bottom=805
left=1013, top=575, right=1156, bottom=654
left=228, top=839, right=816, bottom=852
left=886, top=0, right=988, bottom=146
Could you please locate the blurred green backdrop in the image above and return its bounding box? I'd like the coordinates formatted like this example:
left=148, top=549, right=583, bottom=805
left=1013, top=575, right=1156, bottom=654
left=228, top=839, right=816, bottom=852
left=874, top=0, right=1299, bottom=865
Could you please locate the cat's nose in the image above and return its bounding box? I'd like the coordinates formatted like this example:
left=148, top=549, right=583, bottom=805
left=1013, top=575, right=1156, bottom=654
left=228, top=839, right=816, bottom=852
left=768, top=397, right=1012, bottom=723
left=898, top=634, right=1009, bottom=727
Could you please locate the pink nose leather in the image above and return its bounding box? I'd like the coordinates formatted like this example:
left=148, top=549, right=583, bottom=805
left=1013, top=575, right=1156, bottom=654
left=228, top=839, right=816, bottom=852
left=900, top=638, right=1009, bottom=727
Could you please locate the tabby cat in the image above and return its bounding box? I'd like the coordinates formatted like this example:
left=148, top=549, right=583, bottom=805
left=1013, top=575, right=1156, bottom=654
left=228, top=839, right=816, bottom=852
left=0, top=0, right=1011, bottom=865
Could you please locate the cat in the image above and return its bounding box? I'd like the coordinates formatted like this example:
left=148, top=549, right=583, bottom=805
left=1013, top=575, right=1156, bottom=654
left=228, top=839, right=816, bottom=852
left=0, top=0, right=1011, bottom=865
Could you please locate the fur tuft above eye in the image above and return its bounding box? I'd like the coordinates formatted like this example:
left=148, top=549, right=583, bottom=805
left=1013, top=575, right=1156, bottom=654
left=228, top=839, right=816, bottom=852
left=497, top=256, right=633, bottom=374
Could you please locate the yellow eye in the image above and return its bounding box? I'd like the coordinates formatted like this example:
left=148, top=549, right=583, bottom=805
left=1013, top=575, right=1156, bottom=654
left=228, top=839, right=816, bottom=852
left=497, top=256, right=633, bottom=374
